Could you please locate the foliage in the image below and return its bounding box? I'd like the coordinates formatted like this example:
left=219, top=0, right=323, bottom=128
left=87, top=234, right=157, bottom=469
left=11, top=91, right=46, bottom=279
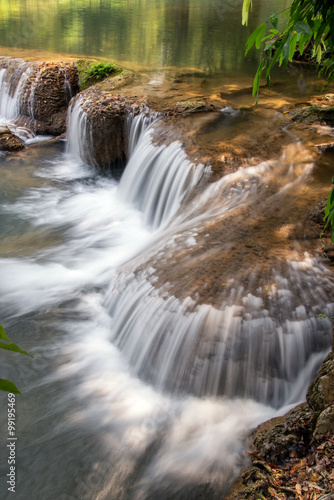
left=84, top=61, right=117, bottom=81
left=77, top=59, right=120, bottom=90
left=0, top=324, right=33, bottom=394
left=243, top=0, right=334, bottom=104
left=82, top=60, right=118, bottom=87
left=323, top=178, right=334, bottom=243
left=243, top=0, right=334, bottom=244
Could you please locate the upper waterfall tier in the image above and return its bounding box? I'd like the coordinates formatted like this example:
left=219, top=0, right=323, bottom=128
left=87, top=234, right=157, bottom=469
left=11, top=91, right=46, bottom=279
left=0, top=57, right=79, bottom=136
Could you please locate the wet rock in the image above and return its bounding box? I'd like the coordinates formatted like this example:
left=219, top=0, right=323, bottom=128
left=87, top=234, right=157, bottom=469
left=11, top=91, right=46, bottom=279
left=292, top=105, right=334, bottom=126
left=314, top=404, right=334, bottom=435
left=307, top=343, right=334, bottom=415
left=174, top=100, right=213, bottom=114
left=316, top=142, right=334, bottom=154
left=251, top=403, right=314, bottom=465
left=0, top=126, right=24, bottom=151
left=69, top=89, right=148, bottom=167
left=0, top=58, right=79, bottom=135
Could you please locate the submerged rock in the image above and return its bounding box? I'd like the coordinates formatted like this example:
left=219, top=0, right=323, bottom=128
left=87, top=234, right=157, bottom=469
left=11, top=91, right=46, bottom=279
left=292, top=105, right=334, bottom=125
left=0, top=126, right=24, bottom=151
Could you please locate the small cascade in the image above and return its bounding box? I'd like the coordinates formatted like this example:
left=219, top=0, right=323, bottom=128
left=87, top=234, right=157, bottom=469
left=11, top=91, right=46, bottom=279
left=127, top=111, right=158, bottom=156
left=105, top=257, right=334, bottom=408
left=63, top=69, right=73, bottom=105
left=118, top=126, right=207, bottom=229
left=0, top=57, right=79, bottom=142
left=0, top=59, right=32, bottom=121
left=66, top=97, right=94, bottom=164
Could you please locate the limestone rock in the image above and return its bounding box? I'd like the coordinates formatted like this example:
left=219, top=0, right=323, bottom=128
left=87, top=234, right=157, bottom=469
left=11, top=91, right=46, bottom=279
left=0, top=127, right=24, bottom=152
left=0, top=58, right=80, bottom=135
left=292, top=105, right=334, bottom=125
left=307, top=346, right=334, bottom=414
left=69, top=89, right=148, bottom=167
left=314, top=403, right=334, bottom=435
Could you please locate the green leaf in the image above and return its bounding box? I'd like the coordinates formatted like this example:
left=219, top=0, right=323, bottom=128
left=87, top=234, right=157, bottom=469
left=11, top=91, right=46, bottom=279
left=252, top=60, right=265, bottom=104
left=242, top=0, right=252, bottom=26
left=314, top=44, right=322, bottom=63
left=298, top=32, right=312, bottom=55
left=0, top=378, right=21, bottom=394
left=0, top=324, right=10, bottom=341
left=0, top=341, right=33, bottom=357
left=289, top=33, right=298, bottom=61
left=324, top=187, right=334, bottom=217
left=245, top=22, right=266, bottom=55
left=314, top=22, right=329, bottom=48
left=255, top=23, right=267, bottom=49
left=294, top=21, right=312, bottom=35
left=281, top=34, right=291, bottom=67
left=267, top=44, right=283, bottom=75
left=269, top=14, right=278, bottom=30
left=330, top=19, right=334, bottom=45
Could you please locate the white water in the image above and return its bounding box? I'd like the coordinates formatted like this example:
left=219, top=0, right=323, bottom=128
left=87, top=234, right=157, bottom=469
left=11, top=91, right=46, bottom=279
left=0, top=59, right=36, bottom=141
left=0, top=99, right=333, bottom=500
left=66, top=97, right=95, bottom=164
left=0, top=57, right=73, bottom=143
left=118, top=125, right=208, bottom=229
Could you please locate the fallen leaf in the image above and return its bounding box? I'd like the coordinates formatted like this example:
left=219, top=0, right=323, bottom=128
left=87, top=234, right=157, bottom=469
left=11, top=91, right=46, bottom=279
left=310, top=472, right=319, bottom=482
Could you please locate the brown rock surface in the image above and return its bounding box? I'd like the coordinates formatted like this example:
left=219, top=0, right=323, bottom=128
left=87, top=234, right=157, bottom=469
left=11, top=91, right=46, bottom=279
left=307, top=340, right=334, bottom=416
left=0, top=126, right=24, bottom=151
left=0, top=58, right=79, bottom=135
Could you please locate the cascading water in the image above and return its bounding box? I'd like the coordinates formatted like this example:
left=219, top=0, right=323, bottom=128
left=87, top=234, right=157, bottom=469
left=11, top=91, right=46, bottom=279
left=0, top=59, right=35, bottom=141
left=66, top=96, right=95, bottom=164
left=118, top=125, right=208, bottom=229
left=0, top=60, right=31, bottom=120
left=0, top=102, right=333, bottom=500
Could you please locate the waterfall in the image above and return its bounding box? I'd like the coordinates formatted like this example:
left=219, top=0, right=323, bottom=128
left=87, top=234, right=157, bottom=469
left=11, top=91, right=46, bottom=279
left=1, top=85, right=334, bottom=499
left=0, top=60, right=32, bottom=120
left=127, top=111, right=158, bottom=156
left=66, top=97, right=95, bottom=164
left=66, top=103, right=207, bottom=229
left=118, top=126, right=207, bottom=229
left=103, top=258, right=333, bottom=408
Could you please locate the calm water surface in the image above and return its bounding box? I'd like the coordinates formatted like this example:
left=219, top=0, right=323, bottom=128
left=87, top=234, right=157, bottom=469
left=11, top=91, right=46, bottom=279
left=0, top=0, right=290, bottom=73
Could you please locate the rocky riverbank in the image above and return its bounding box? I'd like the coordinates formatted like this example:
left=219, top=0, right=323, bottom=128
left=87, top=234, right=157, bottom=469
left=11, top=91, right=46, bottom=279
left=1, top=54, right=333, bottom=499
left=226, top=331, right=334, bottom=500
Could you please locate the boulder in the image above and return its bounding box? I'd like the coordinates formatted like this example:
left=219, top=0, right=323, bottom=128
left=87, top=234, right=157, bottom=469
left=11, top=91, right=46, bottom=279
left=314, top=403, right=334, bottom=435
left=0, top=126, right=24, bottom=152
left=307, top=334, right=334, bottom=415
left=0, top=58, right=80, bottom=135
left=68, top=89, right=148, bottom=167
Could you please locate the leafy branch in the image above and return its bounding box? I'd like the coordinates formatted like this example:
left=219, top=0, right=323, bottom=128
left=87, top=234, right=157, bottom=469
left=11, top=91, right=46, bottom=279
left=322, top=177, right=334, bottom=244
left=243, top=0, right=334, bottom=104
left=0, top=324, right=33, bottom=394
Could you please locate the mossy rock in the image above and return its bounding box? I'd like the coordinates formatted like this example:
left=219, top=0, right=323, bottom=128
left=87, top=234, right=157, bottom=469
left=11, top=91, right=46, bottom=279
left=292, top=105, right=334, bottom=125
left=76, top=58, right=122, bottom=90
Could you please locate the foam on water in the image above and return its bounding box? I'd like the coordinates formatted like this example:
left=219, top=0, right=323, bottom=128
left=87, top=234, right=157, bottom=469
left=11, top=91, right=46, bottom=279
left=0, top=110, right=333, bottom=499
left=118, top=126, right=207, bottom=229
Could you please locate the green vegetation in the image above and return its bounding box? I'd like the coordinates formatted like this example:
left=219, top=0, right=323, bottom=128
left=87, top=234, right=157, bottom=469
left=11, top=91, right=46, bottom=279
left=243, top=0, right=334, bottom=243
left=323, top=177, right=334, bottom=243
left=243, top=0, right=334, bottom=103
left=77, top=59, right=120, bottom=90
left=0, top=324, right=33, bottom=394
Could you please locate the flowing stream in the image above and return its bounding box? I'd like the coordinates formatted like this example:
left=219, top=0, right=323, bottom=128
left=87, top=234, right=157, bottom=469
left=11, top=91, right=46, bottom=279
left=0, top=62, right=334, bottom=500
